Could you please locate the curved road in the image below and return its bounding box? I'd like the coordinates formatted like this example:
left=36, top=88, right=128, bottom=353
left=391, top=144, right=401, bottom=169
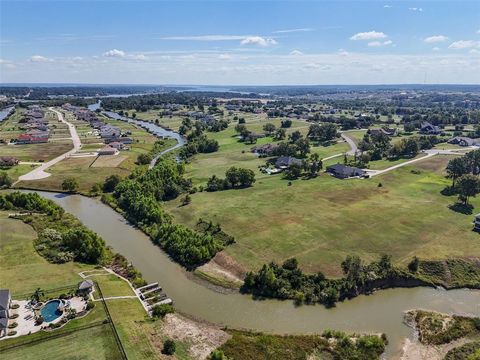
left=17, top=107, right=81, bottom=182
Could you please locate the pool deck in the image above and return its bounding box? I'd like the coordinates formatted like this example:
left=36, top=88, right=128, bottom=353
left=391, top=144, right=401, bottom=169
left=1, top=297, right=87, bottom=340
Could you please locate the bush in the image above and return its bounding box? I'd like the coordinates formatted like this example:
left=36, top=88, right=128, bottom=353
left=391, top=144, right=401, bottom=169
left=9, top=313, right=19, bottom=319
left=137, top=153, right=153, bottom=165
left=8, top=322, right=18, bottom=329
left=209, top=350, right=226, bottom=360
left=11, top=303, right=19, bottom=310
left=36, top=315, right=44, bottom=325
left=7, top=330, right=17, bottom=336
left=162, top=339, right=176, bottom=355
left=151, top=304, right=174, bottom=318
left=86, top=300, right=95, bottom=310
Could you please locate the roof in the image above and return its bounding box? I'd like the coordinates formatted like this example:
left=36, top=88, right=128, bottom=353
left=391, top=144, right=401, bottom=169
left=78, top=280, right=94, bottom=290
left=0, top=289, right=10, bottom=311
left=0, top=317, right=7, bottom=330
left=327, top=163, right=366, bottom=178
left=275, top=156, right=303, bottom=168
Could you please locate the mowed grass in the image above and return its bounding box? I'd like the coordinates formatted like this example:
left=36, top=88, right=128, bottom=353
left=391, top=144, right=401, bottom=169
left=1, top=324, right=122, bottom=360
left=90, top=273, right=135, bottom=299
left=0, top=213, right=92, bottom=295
left=166, top=154, right=480, bottom=277
left=0, top=142, right=73, bottom=162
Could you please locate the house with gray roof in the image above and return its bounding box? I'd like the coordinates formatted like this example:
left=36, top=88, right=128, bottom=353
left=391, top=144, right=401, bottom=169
left=326, top=163, right=366, bottom=179
left=0, top=289, right=11, bottom=337
left=275, top=156, right=303, bottom=169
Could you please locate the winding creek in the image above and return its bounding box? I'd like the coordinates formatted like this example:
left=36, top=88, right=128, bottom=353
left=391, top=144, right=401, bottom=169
left=29, top=191, right=480, bottom=359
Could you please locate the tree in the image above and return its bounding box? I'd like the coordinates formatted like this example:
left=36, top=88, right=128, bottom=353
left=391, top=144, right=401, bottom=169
left=103, top=174, right=121, bottom=192
left=263, top=123, right=276, bottom=135
left=0, top=172, right=12, bottom=188
left=31, top=288, right=44, bottom=303
left=137, top=153, right=153, bottom=165
left=162, top=339, right=176, bottom=355
left=234, top=124, right=247, bottom=134
left=274, top=128, right=286, bottom=140
left=151, top=304, right=174, bottom=318
left=209, top=350, right=227, bottom=360
left=284, top=163, right=302, bottom=180
left=281, top=119, right=292, bottom=128
left=456, top=174, right=480, bottom=205
left=182, top=194, right=191, bottom=205
left=237, top=168, right=256, bottom=187
left=62, top=177, right=78, bottom=193
left=446, top=157, right=468, bottom=187
left=408, top=256, right=420, bottom=272
left=63, top=228, right=105, bottom=263
left=289, top=130, right=302, bottom=143
left=295, top=138, right=310, bottom=158
left=225, top=167, right=240, bottom=188
left=90, top=183, right=102, bottom=195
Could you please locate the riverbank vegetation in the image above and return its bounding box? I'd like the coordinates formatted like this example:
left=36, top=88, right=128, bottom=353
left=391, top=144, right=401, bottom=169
left=241, top=256, right=480, bottom=306
left=215, top=329, right=386, bottom=360
left=404, top=310, right=480, bottom=360
left=105, top=157, right=234, bottom=267
left=0, top=191, right=107, bottom=264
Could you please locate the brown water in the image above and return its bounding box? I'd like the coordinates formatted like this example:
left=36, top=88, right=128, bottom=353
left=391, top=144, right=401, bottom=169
left=35, top=191, right=480, bottom=359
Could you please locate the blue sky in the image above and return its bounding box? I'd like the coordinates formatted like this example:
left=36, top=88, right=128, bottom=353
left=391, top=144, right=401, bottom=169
left=1, top=0, right=479, bottom=84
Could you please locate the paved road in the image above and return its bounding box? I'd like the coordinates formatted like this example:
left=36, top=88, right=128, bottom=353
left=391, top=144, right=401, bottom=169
left=17, top=107, right=81, bottom=182
left=340, top=132, right=359, bottom=156
left=366, top=148, right=468, bottom=177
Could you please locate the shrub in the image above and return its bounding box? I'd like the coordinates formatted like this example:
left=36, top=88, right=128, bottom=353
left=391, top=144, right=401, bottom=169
left=7, top=330, right=17, bottom=336
left=162, top=339, right=176, bottom=355
left=151, top=304, right=174, bottom=319
left=9, top=313, right=19, bottom=319
left=36, top=315, right=44, bottom=325
left=11, top=303, right=19, bottom=309
left=86, top=300, right=95, bottom=310
left=209, top=350, right=226, bottom=360
left=8, top=322, right=18, bottom=329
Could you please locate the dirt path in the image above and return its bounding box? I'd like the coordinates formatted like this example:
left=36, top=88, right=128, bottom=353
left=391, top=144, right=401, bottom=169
left=16, top=107, right=81, bottom=182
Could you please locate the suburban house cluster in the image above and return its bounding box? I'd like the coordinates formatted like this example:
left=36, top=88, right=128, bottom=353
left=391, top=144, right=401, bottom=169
left=62, top=103, right=133, bottom=155
left=17, top=105, right=49, bottom=144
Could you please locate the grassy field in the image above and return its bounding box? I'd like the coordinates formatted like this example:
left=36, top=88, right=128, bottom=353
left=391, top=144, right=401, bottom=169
left=0, top=213, right=191, bottom=360
left=166, top=130, right=480, bottom=278
left=0, top=213, right=91, bottom=295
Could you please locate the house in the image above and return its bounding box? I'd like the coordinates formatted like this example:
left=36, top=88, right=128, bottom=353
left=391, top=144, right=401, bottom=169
left=448, top=136, right=479, bottom=147
left=0, top=289, right=11, bottom=338
left=100, top=125, right=121, bottom=139
left=17, top=133, right=49, bottom=144
left=419, top=122, right=441, bottom=135
left=368, top=127, right=397, bottom=137
left=474, top=214, right=480, bottom=231
left=108, top=141, right=124, bottom=150
left=98, top=146, right=119, bottom=156
left=0, top=156, right=19, bottom=167
left=275, top=156, right=303, bottom=169
left=326, top=163, right=366, bottom=179
left=251, top=143, right=278, bottom=156
left=78, top=280, right=94, bottom=294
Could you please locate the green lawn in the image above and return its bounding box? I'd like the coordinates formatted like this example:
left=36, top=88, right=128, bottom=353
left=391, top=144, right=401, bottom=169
left=90, top=273, right=135, bottom=299
left=1, top=323, right=122, bottom=360
left=166, top=153, right=480, bottom=277
left=0, top=213, right=92, bottom=296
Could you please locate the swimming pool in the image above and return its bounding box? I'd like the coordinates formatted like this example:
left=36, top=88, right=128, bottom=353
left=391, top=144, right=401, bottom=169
left=40, top=300, right=63, bottom=322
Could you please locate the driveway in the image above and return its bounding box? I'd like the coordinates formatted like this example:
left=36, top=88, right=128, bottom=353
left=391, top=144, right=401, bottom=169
left=17, top=107, right=81, bottom=182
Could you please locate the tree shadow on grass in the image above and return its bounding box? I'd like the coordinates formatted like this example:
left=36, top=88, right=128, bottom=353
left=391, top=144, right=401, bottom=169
left=448, top=202, right=473, bottom=215
left=441, top=186, right=456, bottom=197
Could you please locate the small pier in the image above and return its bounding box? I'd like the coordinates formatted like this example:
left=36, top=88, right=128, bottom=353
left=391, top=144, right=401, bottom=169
left=135, top=282, right=173, bottom=316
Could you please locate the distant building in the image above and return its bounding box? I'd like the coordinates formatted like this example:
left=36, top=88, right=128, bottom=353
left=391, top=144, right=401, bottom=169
left=326, top=163, right=366, bottom=179
left=0, top=289, right=11, bottom=338
left=419, top=122, right=441, bottom=135
left=251, top=143, right=278, bottom=156
left=275, top=156, right=303, bottom=169
left=368, top=127, right=397, bottom=137
left=474, top=214, right=480, bottom=231
left=77, top=280, right=94, bottom=294
left=98, top=146, right=119, bottom=156
left=448, top=136, right=479, bottom=147
left=0, top=156, right=19, bottom=167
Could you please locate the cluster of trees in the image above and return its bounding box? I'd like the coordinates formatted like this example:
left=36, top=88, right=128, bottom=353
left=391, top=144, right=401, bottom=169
left=446, top=149, right=480, bottom=205
left=0, top=192, right=106, bottom=264
left=307, top=123, right=338, bottom=143
left=179, top=121, right=219, bottom=159
left=109, top=158, right=230, bottom=267
left=281, top=153, right=323, bottom=180
left=206, top=167, right=256, bottom=191
left=242, top=255, right=415, bottom=307
left=0, top=172, right=12, bottom=188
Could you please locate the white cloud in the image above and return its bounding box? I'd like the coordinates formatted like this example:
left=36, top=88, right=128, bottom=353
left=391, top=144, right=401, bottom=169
left=218, top=53, right=232, bottom=60
left=350, top=31, right=388, bottom=41
left=272, top=28, right=313, bottom=34
left=432, top=47, right=440, bottom=51
left=383, top=5, right=392, bottom=8
left=161, top=35, right=247, bottom=41
left=368, top=40, right=393, bottom=47
left=289, top=49, right=304, bottom=56
left=408, top=7, right=423, bottom=12
left=470, top=49, right=480, bottom=54
left=449, top=40, right=480, bottom=49
left=103, top=49, right=125, bottom=57
left=240, top=36, right=277, bottom=46
left=30, top=55, right=51, bottom=62
left=424, top=35, right=448, bottom=43
left=130, top=54, right=147, bottom=61
left=338, top=49, right=349, bottom=56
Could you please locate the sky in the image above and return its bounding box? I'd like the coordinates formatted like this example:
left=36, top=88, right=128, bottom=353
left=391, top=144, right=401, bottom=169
left=0, top=0, right=479, bottom=85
